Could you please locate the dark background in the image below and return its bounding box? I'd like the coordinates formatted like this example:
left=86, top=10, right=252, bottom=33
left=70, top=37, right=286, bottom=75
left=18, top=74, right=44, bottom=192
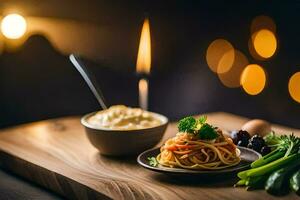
left=0, top=1, right=299, bottom=199
left=0, top=1, right=300, bottom=129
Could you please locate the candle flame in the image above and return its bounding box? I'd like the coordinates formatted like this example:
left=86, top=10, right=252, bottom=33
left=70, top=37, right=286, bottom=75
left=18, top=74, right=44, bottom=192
left=136, top=18, right=151, bottom=74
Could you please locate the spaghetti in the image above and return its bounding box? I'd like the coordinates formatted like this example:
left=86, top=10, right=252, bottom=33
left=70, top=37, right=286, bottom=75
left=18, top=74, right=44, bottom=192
left=157, top=129, right=241, bottom=170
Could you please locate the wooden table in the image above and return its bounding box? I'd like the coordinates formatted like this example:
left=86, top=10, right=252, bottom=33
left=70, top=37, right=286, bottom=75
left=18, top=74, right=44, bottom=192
left=0, top=112, right=299, bottom=200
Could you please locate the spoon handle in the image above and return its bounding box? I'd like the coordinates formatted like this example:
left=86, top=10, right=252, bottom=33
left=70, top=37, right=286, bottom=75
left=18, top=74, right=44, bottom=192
left=69, top=54, right=108, bottom=110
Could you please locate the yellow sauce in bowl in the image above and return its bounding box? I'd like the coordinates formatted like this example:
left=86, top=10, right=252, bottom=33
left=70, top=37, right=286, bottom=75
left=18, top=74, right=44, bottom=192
left=87, top=105, right=163, bottom=130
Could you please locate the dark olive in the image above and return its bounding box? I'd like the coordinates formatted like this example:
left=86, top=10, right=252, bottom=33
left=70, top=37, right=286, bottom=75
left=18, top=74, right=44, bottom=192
left=237, top=139, right=249, bottom=147
left=247, top=134, right=265, bottom=152
left=261, top=146, right=271, bottom=156
left=231, top=130, right=251, bottom=145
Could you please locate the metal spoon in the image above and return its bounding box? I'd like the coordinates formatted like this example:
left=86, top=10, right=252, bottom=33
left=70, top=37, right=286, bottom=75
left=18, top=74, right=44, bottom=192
left=69, top=54, right=108, bottom=110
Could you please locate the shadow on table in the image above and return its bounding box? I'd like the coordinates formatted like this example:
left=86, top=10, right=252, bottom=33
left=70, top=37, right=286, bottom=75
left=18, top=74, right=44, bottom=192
left=0, top=168, right=63, bottom=200
left=150, top=173, right=239, bottom=188
left=96, top=152, right=239, bottom=187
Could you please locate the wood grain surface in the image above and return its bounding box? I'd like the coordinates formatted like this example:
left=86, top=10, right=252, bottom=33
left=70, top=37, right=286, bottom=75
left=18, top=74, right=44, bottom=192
left=0, top=112, right=299, bottom=200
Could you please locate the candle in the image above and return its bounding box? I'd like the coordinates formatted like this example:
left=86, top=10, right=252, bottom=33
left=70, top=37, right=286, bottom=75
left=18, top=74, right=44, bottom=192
left=138, top=78, right=148, bottom=110
left=136, top=18, right=151, bottom=110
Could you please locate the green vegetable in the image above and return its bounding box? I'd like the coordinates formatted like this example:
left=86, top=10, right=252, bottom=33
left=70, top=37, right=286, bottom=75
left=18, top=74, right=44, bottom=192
left=251, top=148, right=286, bottom=168
left=246, top=175, right=269, bottom=190
left=236, top=132, right=300, bottom=196
left=265, top=160, right=300, bottom=196
left=147, top=157, right=158, bottom=167
left=198, top=123, right=219, bottom=140
left=235, top=175, right=269, bottom=189
left=264, top=131, right=282, bottom=145
left=177, top=116, right=218, bottom=140
left=238, top=153, right=300, bottom=179
left=178, top=116, right=197, bottom=133
left=235, top=179, right=246, bottom=187
left=198, top=116, right=207, bottom=124
left=290, top=170, right=300, bottom=196
left=251, top=133, right=300, bottom=168
left=265, top=133, right=300, bottom=157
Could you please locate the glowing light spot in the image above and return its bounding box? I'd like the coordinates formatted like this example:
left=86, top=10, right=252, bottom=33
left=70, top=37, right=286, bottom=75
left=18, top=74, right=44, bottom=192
left=1, top=14, right=27, bottom=39
left=206, top=39, right=235, bottom=74
left=136, top=18, right=151, bottom=74
left=218, top=50, right=248, bottom=88
left=251, top=15, right=276, bottom=34
left=288, top=72, right=300, bottom=103
left=241, top=64, right=266, bottom=95
left=252, top=29, right=277, bottom=59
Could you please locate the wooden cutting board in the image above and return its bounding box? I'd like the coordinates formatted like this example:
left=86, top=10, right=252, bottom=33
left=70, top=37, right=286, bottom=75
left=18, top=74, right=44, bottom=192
left=0, top=112, right=299, bottom=200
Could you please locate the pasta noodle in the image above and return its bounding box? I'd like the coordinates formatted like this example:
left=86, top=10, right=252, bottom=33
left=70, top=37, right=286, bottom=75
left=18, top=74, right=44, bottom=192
left=157, top=130, right=241, bottom=170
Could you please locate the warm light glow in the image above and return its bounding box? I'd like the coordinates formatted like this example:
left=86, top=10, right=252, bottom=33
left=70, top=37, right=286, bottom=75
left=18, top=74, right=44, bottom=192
left=241, top=64, right=266, bottom=95
left=136, top=18, right=151, bottom=74
left=251, top=15, right=276, bottom=34
left=27, top=123, right=50, bottom=144
left=218, top=50, right=235, bottom=74
left=218, top=50, right=248, bottom=88
left=1, top=14, right=27, bottom=39
left=206, top=39, right=235, bottom=74
left=252, top=29, right=277, bottom=59
left=288, top=72, right=300, bottom=103
left=26, top=17, right=108, bottom=61
left=139, top=78, right=148, bottom=110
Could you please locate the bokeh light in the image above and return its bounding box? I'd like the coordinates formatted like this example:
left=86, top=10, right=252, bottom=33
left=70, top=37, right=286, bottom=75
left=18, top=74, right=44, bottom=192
left=252, top=29, right=277, bottom=59
left=206, top=39, right=235, bottom=74
left=218, top=50, right=249, bottom=88
left=251, top=15, right=276, bottom=34
left=241, top=64, right=266, bottom=95
left=249, top=15, right=277, bottom=60
left=1, top=14, right=27, bottom=39
left=288, top=72, right=300, bottom=103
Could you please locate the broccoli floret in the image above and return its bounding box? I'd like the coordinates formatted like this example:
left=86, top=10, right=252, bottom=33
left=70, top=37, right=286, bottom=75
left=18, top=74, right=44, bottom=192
left=178, top=116, right=196, bottom=133
left=177, top=116, right=218, bottom=140
left=198, top=124, right=219, bottom=140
